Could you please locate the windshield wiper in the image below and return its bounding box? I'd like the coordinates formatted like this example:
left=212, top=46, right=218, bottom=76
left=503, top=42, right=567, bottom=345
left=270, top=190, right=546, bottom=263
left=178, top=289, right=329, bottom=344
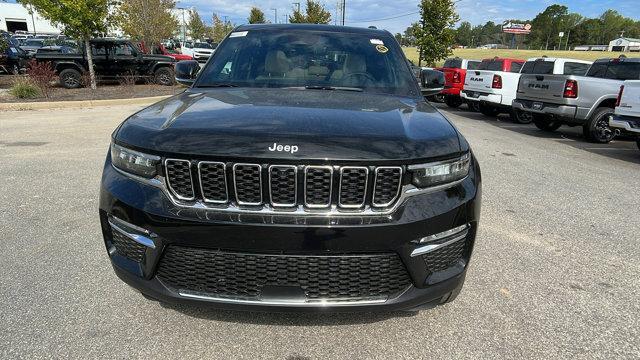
left=196, top=84, right=238, bottom=88
left=303, top=85, right=364, bottom=92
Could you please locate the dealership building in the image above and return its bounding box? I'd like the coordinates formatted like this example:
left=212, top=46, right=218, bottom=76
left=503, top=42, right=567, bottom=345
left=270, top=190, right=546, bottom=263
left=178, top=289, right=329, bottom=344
left=608, top=37, right=640, bottom=52
left=0, top=2, right=61, bottom=35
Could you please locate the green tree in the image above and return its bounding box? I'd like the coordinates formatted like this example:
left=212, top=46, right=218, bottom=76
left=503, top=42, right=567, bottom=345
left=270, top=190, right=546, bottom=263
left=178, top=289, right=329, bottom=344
left=403, top=22, right=420, bottom=46
left=19, top=0, right=111, bottom=89
left=114, top=0, right=179, bottom=51
left=248, top=7, right=267, bottom=24
left=210, top=13, right=234, bottom=42
left=0, top=36, right=8, bottom=54
left=289, top=0, right=331, bottom=24
left=600, top=10, right=636, bottom=43
left=560, top=13, right=583, bottom=50
left=188, top=9, right=207, bottom=40
left=415, top=0, right=459, bottom=66
left=529, top=4, right=568, bottom=50
left=455, top=21, right=473, bottom=47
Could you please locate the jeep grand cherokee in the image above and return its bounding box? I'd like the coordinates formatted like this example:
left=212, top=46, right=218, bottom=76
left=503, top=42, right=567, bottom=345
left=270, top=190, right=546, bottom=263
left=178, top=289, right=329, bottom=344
left=99, top=24, right=481, bottom=312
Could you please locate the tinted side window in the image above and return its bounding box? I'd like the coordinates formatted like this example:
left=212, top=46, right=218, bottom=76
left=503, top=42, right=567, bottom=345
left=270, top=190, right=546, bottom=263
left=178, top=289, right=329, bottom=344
left=586, top=63, right=607, bottom=78
left=466, top=61, right=480, bottom=70
left=563, top=62, right=590, bottom=76
left=605, top=62, right=640, bottom=80
left=510, top=62, right=523, bottom=73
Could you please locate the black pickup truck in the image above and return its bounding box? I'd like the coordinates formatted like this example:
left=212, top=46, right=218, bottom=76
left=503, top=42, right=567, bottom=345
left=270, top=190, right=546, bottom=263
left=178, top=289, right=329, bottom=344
left=35, top=38, right=176, bottom=88
left=99, top=24, right=481, bottom=312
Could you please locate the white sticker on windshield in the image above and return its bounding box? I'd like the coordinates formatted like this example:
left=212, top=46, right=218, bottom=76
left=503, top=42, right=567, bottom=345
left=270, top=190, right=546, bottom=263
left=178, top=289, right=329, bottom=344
left=230, top=31, right=248, bottom=38
left=370, top=39, right=384, bottom=45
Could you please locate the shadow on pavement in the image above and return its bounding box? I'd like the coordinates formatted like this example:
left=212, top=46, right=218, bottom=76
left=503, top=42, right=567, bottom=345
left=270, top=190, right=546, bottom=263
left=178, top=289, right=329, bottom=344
left=435, top=103, right=640, bottom=165
left=158, top=302, right=418, bottom=325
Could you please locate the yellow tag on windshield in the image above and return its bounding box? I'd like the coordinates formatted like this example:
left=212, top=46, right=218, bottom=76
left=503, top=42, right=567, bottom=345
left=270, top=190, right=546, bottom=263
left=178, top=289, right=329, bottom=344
left=376, top=45, right=389, bottom=54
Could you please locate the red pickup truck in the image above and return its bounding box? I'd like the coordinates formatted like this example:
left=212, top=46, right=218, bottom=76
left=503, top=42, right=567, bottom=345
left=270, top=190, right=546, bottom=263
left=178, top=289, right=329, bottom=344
left=436, top=58, right=481, bottom=109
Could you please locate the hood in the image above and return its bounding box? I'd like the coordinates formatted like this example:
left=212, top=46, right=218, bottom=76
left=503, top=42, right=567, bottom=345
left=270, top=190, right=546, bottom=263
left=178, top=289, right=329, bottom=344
left=115, top=88, right=461, bottom=162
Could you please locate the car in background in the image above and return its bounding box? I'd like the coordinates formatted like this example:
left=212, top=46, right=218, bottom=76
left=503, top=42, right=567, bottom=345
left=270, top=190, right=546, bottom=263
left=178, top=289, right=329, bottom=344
left=513, top=56, right=640, bottom=143
left=460, top=57, right=525, bottom=118
left=152, top=44, right=193, bottom=61
left=609, top=80, right=640, bottom=150
left=20, top=38, right=45, bottom=56
left=436, top=57, right=480, bottom=109
left=1, top=44, right=29, bottom=74
left=35, top=38, right=176, bottom=88
left=181, top=41, right=215, bottom=63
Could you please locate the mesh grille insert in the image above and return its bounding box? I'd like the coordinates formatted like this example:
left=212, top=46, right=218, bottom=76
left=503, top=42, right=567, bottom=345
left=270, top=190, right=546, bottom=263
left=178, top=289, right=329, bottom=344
left=233, top=164, right=262, bottom=205
left=305, top=167, right=333, bottom=208
left=198, top=162, right=228, bottom=203
left=422, top=237, right=467, bottom=274
left=157, top=247, right=412, bottom=301
left=269, top=166, right=297, bottom=207
left=165, top=159, right=194, bottom=200
left=339, top=167, right=368, bottom=208
left=111, top=228, right=146, bottom=262
left=373, top=167, right=402, bottom=207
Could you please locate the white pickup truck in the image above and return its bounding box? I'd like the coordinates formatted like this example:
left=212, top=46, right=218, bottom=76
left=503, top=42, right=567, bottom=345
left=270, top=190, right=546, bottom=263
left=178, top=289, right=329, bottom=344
left=462, top=57, right=592, bottom=123
left=180, top=41, right=216, bottom=63
left=609, top=80, right=640, bottom=150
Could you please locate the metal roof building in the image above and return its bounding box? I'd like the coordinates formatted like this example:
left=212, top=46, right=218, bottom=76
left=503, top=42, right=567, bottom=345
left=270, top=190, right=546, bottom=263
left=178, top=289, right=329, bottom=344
left=608, top=37, right=640, bottom=52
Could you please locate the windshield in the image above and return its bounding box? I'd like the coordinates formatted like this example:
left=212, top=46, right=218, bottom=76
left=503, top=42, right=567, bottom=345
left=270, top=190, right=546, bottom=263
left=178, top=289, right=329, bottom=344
left=195, top=29, right=417, bottom=96
left=194, top=42, right=212, bottom=49
left=478, top=60, right=504, bottom=71
left=521, top=60, right=555, bottom=75
left=443, top=58, right=462, bottom=69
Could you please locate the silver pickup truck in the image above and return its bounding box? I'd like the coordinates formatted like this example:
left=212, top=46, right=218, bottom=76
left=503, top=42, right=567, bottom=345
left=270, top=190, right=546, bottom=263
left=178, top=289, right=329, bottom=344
left=513, top=57, right=640, bottom=143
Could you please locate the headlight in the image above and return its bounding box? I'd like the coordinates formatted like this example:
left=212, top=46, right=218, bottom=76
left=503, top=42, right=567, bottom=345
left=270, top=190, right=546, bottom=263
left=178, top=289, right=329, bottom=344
left=110, top=143, right=160, bottom=178
left=409, top=153, right=470, bottom=188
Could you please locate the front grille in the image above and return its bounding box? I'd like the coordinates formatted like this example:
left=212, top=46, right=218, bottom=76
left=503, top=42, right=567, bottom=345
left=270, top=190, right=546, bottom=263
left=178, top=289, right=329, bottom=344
left=422, top=238, right=467, bottom=274
left=165, top=159, right=195, bottom=200
left=111, top=228, right=146, bottom=262
left=157, top=246, right=412, bottom=301
left=164, top=160, right=404, bottom=212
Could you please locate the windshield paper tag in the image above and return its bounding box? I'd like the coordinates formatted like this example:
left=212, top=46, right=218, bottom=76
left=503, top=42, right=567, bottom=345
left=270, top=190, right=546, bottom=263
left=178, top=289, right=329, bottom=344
left=376, top=45, right=389, bottom=54
left=230, top=31, right=248, bottom=38
left=370, top=39, right=384, bottom=45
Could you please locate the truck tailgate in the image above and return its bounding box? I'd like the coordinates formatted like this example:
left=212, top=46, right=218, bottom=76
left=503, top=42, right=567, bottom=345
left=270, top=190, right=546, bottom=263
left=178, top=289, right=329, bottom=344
left=517, top=74, right=568, bottom=101
left=464, top=70, right=495, bottom=92
left=617, top=80, right=640, bottom=117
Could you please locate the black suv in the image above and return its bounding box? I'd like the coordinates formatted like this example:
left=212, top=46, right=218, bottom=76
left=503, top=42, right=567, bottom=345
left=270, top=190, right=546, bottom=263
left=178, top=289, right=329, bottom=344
left=99, top=24, right=481, bottom=312
left=35, top=38, right=176, bottom=88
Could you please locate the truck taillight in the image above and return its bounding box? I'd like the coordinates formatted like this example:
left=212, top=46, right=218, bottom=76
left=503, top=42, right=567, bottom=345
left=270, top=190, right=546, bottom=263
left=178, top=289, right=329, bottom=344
left=616, top=85, right=624, bottom=107
left=563, top=80, right=578, bottom=98
left=453, top=71, right=461, bottom=83
left=491, top=74, right=502, bottom=89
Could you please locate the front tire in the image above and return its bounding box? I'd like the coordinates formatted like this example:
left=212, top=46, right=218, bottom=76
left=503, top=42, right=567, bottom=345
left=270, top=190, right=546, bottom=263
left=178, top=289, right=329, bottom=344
left=444, top=95, right=463, bottom=108
left=583, top=107, right=615, bottom=143
left=154, top=67, right=175, bottom=86
left=59, top=68, right=82, bottom=89
left=479, top=102, right=500, bottom=117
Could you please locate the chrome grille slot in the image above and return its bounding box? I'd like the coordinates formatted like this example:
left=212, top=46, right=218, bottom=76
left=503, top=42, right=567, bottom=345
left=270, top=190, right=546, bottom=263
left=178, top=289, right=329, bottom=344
left=339, top=167, right=368, bottom=208
left=269, top=165, right=297, bottom=207
left=233, top=163, right=263, bottom=206
left=304, top=166, right=333, bottom=208
left=165, top=159, right=195, bottom=200
left=198, top=162, right=228, bottom=204
left=372, top=167, right=402, bottom=207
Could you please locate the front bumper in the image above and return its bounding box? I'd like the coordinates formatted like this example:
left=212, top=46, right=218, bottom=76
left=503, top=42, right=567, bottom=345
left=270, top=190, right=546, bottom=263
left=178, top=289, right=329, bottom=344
left=99, top=155, right=481, bottom=311
left=609, top=115, right=640, bottom=136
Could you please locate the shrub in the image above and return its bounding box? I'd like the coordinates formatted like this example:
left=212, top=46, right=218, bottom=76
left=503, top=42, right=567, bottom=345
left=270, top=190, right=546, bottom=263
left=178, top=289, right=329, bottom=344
left=9, top=78, right=40, bottom=99
left=118, top=70, right=137, bottom=87
left=27, top=60, right=57, bottom=99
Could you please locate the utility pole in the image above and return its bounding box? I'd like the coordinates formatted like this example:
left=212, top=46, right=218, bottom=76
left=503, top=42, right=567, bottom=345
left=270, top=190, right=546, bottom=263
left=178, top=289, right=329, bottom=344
left=271, top=8, right=278, bottom=24
left=341, top=0, right=346, bottom=26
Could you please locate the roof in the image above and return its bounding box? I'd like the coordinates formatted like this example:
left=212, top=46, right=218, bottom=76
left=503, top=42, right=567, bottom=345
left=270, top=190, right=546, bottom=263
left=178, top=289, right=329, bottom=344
left=594, top=57, right=640, bottom=63
left=234, top=23, right=391, bottom=36
left=526, top=57, right=592, bottom=64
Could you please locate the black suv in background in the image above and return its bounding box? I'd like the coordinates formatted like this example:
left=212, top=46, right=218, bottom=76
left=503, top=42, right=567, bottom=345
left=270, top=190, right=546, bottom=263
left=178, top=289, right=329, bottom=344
left=35, top=38, right=176, bottom=88
left=100, top=24, right=481, bottom=312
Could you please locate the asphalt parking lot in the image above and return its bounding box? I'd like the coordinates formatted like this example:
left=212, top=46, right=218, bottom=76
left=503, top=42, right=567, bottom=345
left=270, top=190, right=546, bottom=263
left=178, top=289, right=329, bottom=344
left=1, top=102, right=639, bottom=359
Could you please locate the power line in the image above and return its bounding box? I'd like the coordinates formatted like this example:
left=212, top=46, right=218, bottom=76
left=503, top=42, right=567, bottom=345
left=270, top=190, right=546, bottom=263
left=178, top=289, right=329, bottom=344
left=346, top=11, right=419, bottom=24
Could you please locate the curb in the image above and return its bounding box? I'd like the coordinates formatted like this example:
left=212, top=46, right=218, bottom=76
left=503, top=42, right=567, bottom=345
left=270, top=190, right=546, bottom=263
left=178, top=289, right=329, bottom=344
left=0, top=95, right=172, bottom=111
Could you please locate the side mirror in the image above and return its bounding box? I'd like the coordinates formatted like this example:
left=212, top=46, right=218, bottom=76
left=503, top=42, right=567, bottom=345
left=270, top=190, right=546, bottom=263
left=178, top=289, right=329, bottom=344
left=420, top=69, right=445, bottom=96
left=175, top=60, right=200, bottom=86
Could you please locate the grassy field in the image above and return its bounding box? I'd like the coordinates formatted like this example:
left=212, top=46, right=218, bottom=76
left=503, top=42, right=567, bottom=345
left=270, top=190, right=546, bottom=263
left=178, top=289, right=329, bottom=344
left=402, top=47, right=640, bottom=66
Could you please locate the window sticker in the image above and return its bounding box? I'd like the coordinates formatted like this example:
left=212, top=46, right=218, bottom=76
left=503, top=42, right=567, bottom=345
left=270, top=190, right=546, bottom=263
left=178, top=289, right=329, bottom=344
left=376, top=45, right=389, bottom=54
left=229, top=31, right=248, bottom=38
left=370, top=39, right=384, bottom=45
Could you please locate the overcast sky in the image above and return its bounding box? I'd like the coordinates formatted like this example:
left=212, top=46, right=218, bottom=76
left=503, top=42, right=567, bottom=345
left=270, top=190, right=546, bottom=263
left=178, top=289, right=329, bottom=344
left=5, top=0, right=639, bottom=34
